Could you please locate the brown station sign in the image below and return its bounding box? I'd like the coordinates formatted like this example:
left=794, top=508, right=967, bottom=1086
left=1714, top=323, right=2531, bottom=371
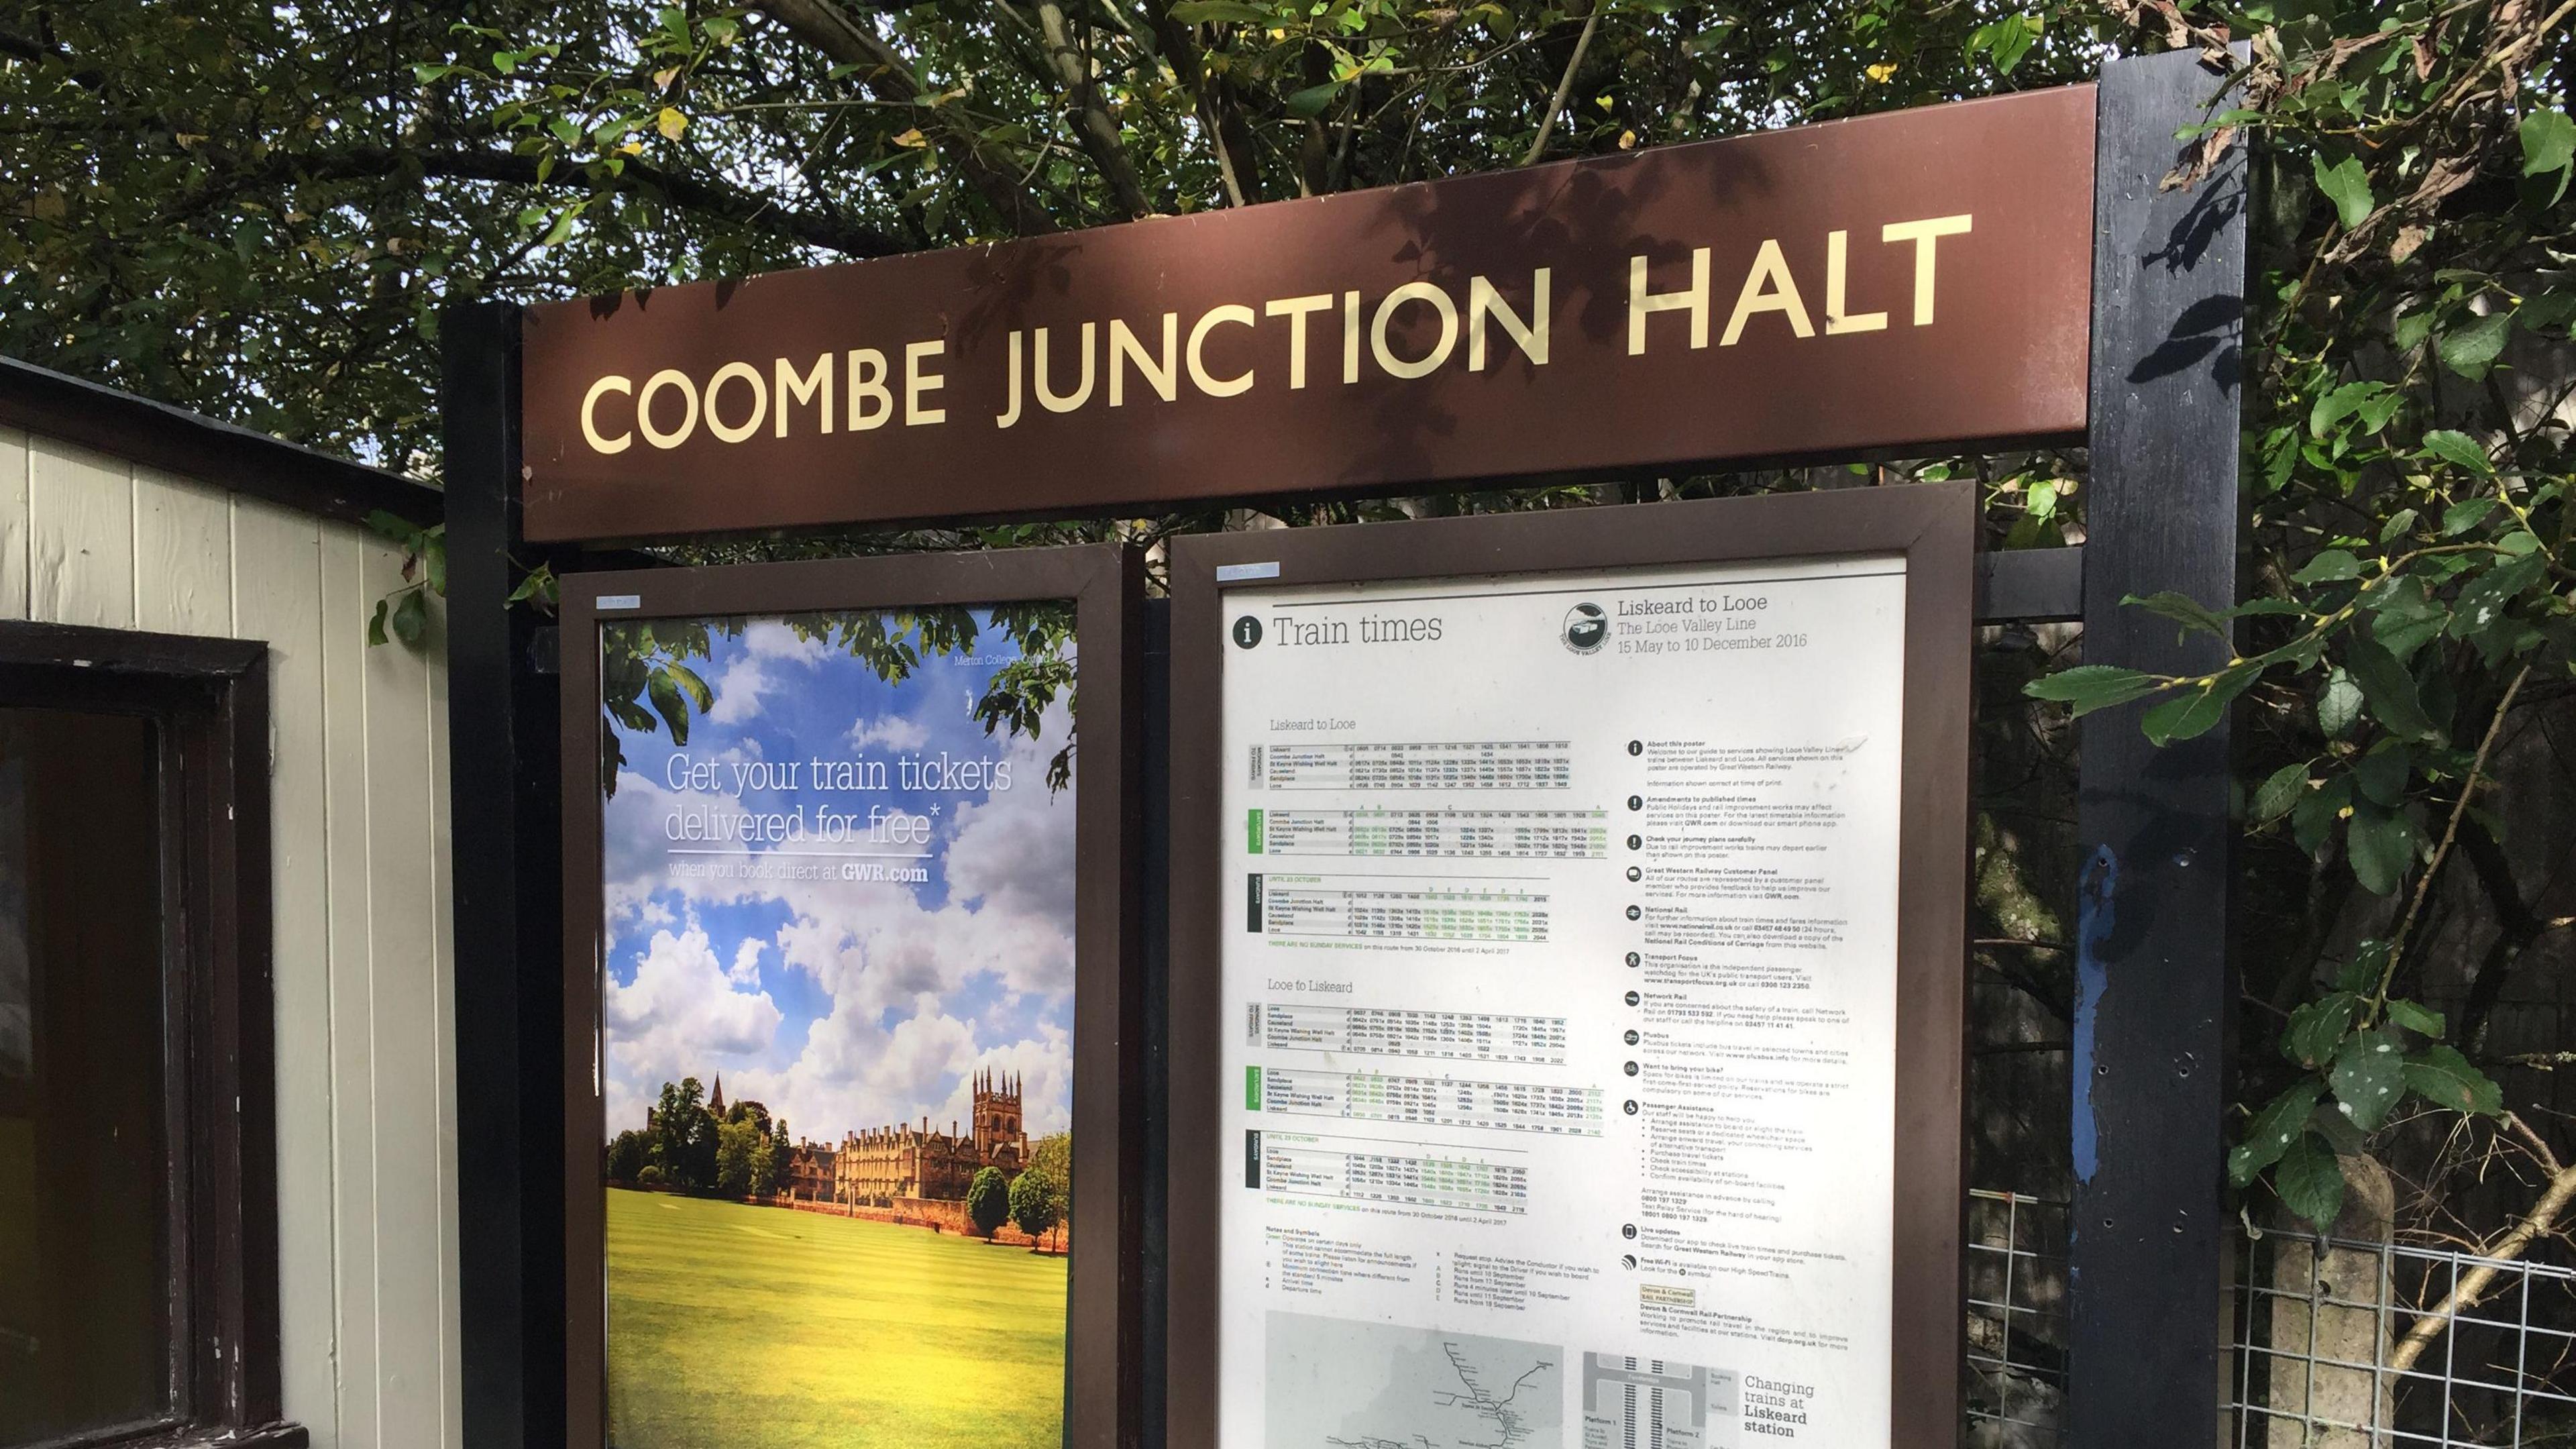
left=520, top=85, right=2096, bottom=542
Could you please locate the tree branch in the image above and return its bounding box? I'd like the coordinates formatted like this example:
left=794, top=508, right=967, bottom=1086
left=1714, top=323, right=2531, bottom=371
left=2385, top=1148, right=2576, bottom=1377
left=193, top=142, right=910, bottom=259
left=1523, top=3, right=1599, bottom=167
left=759, top=0, right=1061, bottom=235
left=1034, top=0, right=1152, bottom=218
left=1142, top=1, right=1262, bottom=207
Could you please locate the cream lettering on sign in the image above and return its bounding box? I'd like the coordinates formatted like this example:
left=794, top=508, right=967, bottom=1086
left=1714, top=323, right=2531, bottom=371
left=559, top=212, right=1982, bottom=455
left=847, top=347, right=894, bottom=431
left=1265, top=294, right=1334, bottom=390
left=1111, top=315, right=1178, bottom=406
left=1040, top=323, right=1099, bottom=412
left=1720, top=239, right=1814, bottom=347
left=582, top=374, right=634, bottom=454
left=1468, top=270, right=1550, bottom=371
left=904, top=339, right=946, bottom=426
left=775, top=352, right=833, bottom=436
left=703, top=360, right=767, bottom=443
left=1629, top=249, right=1711, bottom=354
left=1825, top=231, right=1888, bottom=335
left=1882, top=214, right=1974, bottom=325
left=1371, top=282, right=1460, bottom=380
left=637, top=368, right=698, bottom=449
left=1189, top=305, right=1257, bottom=397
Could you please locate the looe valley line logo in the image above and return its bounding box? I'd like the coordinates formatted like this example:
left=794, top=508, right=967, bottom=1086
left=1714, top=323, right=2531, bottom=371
left=571, top=215, right=1975, bottom=455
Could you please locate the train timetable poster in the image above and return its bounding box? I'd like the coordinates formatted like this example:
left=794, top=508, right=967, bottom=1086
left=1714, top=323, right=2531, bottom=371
left=1215, top=555, right=1909, bottom=1448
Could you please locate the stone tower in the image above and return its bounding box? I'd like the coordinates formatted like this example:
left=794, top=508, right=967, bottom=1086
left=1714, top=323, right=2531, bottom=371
left=971, top=1068, right=1026, bottom=1169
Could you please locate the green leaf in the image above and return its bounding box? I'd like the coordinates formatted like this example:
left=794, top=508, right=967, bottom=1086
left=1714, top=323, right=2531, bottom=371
left=2229, top=1080, right=2321, bottom=1187
left=2451, top=551, right=2548, bottom=647
left=2439, top=311, right=2514, bottom=381
left=2292, top=549, right=2361, bottom=584
left=661, top=661, right=714, bottom=712
left=2385, top=1000, right=2447, bottom=1039
left=2520, top=109, right=2576, bottom=176
left=647, top=672, right=692, bottom=747
left=2253, top=762, right=2311, bottom=824
left=390, top=588, right=428, bottom=647
left=1285, top=80, right=1346, bottom=118
left=2346, top=804, right=2419, bottom=896
left=2317, top=667, right=2364, bottom=740
left=2141, top=665, right=2257, bottom=745
left=2341, top=631, right=2439, bottom=741
left=2309, top=379, right=2390, bottom=439
left=1167, top=0, right=1274, bottom=21
left=2284, top=991, right=2360, bottom=1069
left=2379, top=508, right=2419, bottom=544
left=2329, top=1029, right=2406, bottom=1132
left=2309, top=1100, right=2367, bottom=1155
left=2403, top=1044, right=2504, bottom=1116
left=2443, top=497, right=2498, bottom=535
left=2023, top=665, right=2161, bottom=716
left=2420, top=429, right=2495, bottom=475
left=2294, top=774, right=2352, bottom=855
left=2368, top=576, right=2446, bottom=665
left=2312, top=153, right=2375, bottom=231
left=2275, top=1132, right=2349, bottom=1230
left=367, top=597, right=390, bottom=648
left=2352, top=741, right=2410, bottom=806
left=2336, top=940, right=2392, bottom=995
left=2127, top=590, right=2231, bottom=642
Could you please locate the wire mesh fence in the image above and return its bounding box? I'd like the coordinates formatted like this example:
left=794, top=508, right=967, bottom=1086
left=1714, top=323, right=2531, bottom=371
left=2231, top=1225, right=2576, bottom=1447
left=1965, top=1188, right=2072, bottom=1446
left=1958, top=1187, right=2576, bottom=1446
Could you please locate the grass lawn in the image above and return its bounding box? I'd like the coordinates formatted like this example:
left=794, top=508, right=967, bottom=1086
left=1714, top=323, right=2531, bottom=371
left=606, top=1188, right=1067, bottom=1449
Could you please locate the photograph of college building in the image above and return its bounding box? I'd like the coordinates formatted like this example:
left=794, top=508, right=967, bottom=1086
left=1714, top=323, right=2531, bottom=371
left=776, top=1069, right=1028, bottom=1208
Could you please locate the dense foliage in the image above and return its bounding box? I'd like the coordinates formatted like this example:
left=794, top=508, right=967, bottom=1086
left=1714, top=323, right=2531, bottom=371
left=8, top=0, right=2576, bottom=1332
left=611, top=1076, right=790, bottom=1195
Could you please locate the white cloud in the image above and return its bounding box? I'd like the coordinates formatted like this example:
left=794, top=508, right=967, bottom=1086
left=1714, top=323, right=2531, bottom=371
left=729, top=938, right=765, bottom=985
left=849, top=712, right=931, bottom=751
left=943, top=707, right=1078, bottom=930
left=706, top=622, right=831, bottom=725
left=601, top=926, right=784, bottom=1132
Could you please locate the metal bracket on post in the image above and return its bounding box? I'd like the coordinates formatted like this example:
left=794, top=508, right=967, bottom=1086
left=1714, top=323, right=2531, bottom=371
left=2068, top=47, right=2251, bottom=1448
left=444, top=300, right=568, bottom=1449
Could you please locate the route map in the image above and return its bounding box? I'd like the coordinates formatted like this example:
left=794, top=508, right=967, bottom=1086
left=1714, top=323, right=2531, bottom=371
left=1267, top=1311, right=1563, bottom=1449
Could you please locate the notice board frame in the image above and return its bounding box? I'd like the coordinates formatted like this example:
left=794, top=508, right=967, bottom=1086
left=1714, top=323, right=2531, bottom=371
left=1164, top=482, right=1976, bottom=1446
left=449, top=46, right=2250, bottom=1449
left=553, top=544, right=1145, bottom=1449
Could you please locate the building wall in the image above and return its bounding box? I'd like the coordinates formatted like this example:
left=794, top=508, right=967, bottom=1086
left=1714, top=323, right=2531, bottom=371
left=0, top=428, right=458, bottom=1449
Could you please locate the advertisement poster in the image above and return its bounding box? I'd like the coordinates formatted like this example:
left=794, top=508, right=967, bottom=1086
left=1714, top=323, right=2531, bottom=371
left=595, top=606, right=1077, bottom=1449
left=1215, top=558, right=1909, bottom=1447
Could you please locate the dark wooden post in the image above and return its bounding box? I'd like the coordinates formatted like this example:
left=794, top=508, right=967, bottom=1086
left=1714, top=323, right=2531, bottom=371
left=442, top=299, right=567, bottom=1449
left=2069, top=47, right=2251, bottom=1446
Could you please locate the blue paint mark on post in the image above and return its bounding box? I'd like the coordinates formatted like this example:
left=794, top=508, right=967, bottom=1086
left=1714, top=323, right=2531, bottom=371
left=2070, top=845, right=2118, bottom=1187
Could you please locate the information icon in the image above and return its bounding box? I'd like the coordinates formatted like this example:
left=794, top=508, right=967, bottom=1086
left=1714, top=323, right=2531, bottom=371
left=1230, top=616, right=1263, bottom=649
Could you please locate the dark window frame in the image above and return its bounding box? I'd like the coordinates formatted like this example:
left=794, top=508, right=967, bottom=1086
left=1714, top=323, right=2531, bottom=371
left=0, top=621, right=305, bottom=1449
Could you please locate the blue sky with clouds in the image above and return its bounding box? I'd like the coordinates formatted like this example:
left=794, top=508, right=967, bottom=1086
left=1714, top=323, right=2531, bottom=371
left=598, top=612, right=1077, bottom=1149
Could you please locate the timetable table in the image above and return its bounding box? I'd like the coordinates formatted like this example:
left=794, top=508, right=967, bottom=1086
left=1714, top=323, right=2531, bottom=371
left=1256, top=877, right=1550, bottom=943
left=1254, top=807, right=1608, bottom=859
left=1254, top=1065, right=1602, bottom=1136
left=1258, top=1135, right=1532, bottom=1216
left=1258, top=1003, right=1570, bottom=1065
left=1260, top=740, right=1573, bottom=791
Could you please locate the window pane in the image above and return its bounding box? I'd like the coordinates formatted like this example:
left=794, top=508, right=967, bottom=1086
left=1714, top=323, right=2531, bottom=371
left=0, top=708, right=171, bottom=1446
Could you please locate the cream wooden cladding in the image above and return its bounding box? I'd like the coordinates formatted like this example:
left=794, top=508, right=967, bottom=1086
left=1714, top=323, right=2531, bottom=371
left=0, top=427, right=460, bottom=1449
